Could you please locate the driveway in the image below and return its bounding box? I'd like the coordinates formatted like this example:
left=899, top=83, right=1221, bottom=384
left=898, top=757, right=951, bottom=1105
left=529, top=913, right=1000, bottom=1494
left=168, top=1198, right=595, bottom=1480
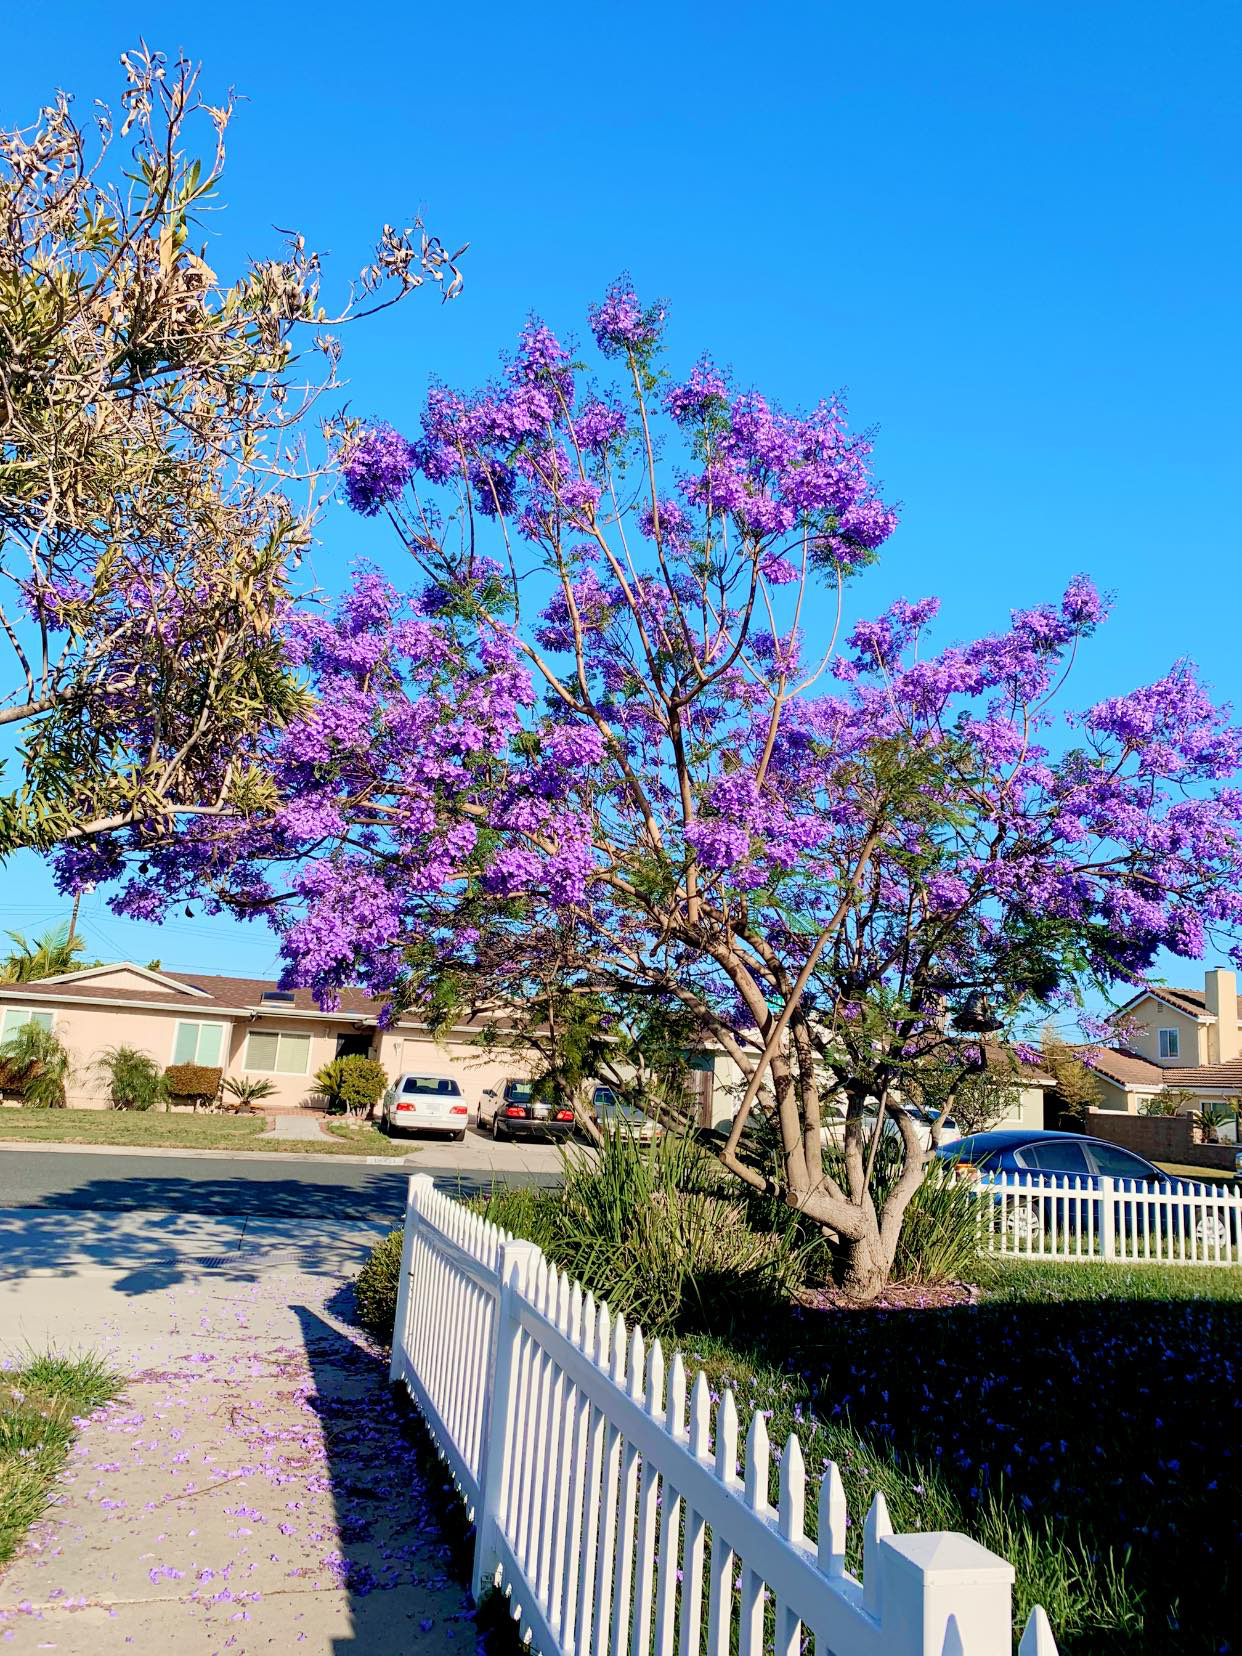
left=0, top=1201, right=508, bottom=1654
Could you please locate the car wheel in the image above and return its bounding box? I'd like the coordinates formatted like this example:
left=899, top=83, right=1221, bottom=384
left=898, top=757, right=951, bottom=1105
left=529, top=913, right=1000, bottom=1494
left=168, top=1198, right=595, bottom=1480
left=492, top=1115, right=504, bottom=1141
left=1194, top=1214, right=1230, bottom=1249
left=1003, top=1202, right=1043, bottom=1244
left=454, top=1129, right=466, bottom=1143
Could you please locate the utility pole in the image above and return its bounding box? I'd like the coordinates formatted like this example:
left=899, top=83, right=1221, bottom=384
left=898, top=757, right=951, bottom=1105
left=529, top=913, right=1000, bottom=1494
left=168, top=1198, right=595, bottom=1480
left=66, top=883, right=94, bottom=945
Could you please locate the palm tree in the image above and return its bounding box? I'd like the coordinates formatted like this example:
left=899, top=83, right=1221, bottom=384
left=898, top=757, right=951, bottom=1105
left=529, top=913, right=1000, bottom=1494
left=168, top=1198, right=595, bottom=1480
left=0, top=1021, right=71, bottom=1107
left=0, top=923, right=89, bottom=984
left=221, top=1076, right=278, bottom=1113
left=94, top=1046, right=167, bottom=1111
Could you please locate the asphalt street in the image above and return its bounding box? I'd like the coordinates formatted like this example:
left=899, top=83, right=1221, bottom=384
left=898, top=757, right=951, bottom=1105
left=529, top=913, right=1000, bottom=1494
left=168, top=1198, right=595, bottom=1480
left=0, top=1147, right=558, bottom=1221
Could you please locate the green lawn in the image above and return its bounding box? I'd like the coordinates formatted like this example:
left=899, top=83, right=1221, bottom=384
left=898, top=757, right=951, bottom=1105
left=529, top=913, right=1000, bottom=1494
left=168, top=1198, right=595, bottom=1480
left=0, top=1352, right=122, bottom=1566
left=1154, top=1160, right=1237, bottom=1185
left=0, top=1108, right=414, bottom=1156
left=676, top=1257, right=1241, bottom=1654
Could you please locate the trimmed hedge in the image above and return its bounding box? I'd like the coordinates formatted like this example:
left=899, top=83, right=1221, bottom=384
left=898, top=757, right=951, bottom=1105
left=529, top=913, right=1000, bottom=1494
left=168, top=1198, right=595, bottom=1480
left=356, top=1229, right=403, bottom=1339
left=163, top=1063, right=222, bottom=1104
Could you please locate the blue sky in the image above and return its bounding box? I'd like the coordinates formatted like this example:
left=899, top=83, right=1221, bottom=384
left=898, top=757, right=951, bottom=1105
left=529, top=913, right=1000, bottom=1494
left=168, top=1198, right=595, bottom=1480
left=1, top=1, right=1239, bottom=989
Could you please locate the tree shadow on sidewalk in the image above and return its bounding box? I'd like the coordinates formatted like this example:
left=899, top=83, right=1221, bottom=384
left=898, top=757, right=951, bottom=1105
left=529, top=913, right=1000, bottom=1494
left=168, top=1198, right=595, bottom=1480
left=293, top=1295, right=520, bottom=1655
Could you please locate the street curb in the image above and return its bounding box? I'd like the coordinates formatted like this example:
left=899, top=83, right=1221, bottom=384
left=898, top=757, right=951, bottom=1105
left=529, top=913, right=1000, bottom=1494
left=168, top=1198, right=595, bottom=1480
left=0, top=1138, right=422, bottom=1168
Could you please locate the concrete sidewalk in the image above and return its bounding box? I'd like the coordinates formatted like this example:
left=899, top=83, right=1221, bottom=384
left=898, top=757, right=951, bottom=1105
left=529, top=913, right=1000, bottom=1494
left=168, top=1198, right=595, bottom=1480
left=0, top=1209, right=480, bottom=1654
left=0, top=1121, right=567, bottom=1177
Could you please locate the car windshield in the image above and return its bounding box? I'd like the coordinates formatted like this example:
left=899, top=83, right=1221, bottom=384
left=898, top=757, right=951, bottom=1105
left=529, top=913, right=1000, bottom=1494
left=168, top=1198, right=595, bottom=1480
left=401, top=1076, right=462, bottom=1096
left=504, top=1082, right=534, bottom=1103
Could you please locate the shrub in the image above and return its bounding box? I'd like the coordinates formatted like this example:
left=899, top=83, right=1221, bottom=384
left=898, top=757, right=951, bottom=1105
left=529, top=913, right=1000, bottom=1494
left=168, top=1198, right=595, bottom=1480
left=221, top=1075, right=278, bottom=1113
left=0, top=1022, right=71, bottom=1107
left=479, top=1128, right=810, bottom=1336
left=315, top=1055, right=388, bottom=1116
left=95, top=1045, right=166, bottom=1111
left=355, top=1228, right=403, bottom=1339
left=164, top=1063, right=223, bottom=1109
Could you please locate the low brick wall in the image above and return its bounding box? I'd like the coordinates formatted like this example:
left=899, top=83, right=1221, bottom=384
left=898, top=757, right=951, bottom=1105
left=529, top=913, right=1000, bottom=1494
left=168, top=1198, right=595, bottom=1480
left=1085, top=1109, right=1237, bottom=1171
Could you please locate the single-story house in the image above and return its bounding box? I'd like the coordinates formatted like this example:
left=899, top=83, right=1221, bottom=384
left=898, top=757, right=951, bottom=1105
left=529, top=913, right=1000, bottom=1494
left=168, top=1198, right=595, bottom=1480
left=0, top=960, right=1049, bottom=1135
left=0, top=962, right=535, bottom=1116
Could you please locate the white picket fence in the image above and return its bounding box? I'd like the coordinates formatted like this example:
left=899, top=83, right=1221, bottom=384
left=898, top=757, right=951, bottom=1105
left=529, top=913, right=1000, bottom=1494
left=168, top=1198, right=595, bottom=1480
left=389, top=1174, right=1057, bottom=1656
left=978, top=1172, right=1242, bottom=1266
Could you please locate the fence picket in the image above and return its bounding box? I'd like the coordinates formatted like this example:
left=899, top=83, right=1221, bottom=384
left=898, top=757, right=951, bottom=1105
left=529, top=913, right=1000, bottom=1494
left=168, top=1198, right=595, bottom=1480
left=706, top=1388, right=739, bottom=1656
left=573, top=1303, right=610, bottom=1656
left=609, top=1326, right=646, bottom=1656
left=592, top=1316, right=629, bottom=1654
left=556, top=1283, right=590, bottom=1649
left=862, top=1490, right=891, bottom=1617
left=677, top=1372, right=712, bottom=1656
left=738, top=1409, right=769, bottom=1656
left=817, top=1460, right=847, bottom=1578
left=652, top=1354, right=686, bottom=1656
left=629, top=1340, right=665, bottom=1656
left=776, top=1434, right=806, bottom=1656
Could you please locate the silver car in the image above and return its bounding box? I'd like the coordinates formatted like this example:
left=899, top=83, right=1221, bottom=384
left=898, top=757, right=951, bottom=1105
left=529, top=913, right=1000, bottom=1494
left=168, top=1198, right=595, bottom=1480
left=590, top=1084, right=662, bottom=1141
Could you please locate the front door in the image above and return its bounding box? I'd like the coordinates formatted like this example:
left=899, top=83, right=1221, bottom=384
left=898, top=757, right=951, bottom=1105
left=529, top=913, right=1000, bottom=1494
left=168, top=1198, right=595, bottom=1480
left=335, top=1033, right=372, bottom=1060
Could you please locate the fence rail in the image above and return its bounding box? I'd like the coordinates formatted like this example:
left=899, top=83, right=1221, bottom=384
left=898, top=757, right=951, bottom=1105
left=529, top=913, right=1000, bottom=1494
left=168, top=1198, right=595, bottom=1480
left=978, top=1172, right=1242, bottom=1266
left=389, top=1174, right=1056, bottom=1656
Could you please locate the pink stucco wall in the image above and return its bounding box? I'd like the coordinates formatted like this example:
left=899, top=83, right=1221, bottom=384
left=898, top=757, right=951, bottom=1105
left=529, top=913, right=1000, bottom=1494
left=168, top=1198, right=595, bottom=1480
left=0, top=976, right=531, bottom=1116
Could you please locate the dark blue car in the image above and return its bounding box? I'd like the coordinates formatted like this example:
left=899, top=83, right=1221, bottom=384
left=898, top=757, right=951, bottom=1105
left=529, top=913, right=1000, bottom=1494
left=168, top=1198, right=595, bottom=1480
left=935, top=1128, right=1236, bottom=1253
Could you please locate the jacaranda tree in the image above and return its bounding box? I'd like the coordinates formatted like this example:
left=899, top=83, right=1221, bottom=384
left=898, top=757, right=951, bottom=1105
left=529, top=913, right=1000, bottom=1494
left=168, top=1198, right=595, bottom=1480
left=0, top=47, right=463, bottom=852
left=62, top=281, right=1242, bottom=1300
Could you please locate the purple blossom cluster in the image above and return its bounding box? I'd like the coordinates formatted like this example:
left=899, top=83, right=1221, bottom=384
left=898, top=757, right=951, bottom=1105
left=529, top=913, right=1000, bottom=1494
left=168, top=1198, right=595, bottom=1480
left=341, top=424, right=416, bottom=516
left=587, top=276, right=667, bottom=358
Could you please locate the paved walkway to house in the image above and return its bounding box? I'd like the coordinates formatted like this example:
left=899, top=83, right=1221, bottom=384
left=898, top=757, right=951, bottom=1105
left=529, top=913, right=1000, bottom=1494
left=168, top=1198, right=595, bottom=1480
left=261, top=1111, right=331, bottom=1141
left=0, top=1209, right=478, bottom=1655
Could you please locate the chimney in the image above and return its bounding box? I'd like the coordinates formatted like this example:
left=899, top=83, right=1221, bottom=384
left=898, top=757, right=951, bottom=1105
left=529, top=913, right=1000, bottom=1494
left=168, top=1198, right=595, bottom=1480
left=1205, top=967, right=1239, bottom=1064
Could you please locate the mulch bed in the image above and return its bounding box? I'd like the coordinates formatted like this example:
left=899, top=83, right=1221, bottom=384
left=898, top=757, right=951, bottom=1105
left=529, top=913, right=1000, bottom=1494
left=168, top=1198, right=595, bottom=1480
left=796, top=1279, right=979, bottom=1312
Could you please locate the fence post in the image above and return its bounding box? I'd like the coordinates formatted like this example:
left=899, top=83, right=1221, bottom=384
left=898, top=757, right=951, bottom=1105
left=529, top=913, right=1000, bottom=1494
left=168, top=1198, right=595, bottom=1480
left=472, top=1237, right=542, bottom=1600
left=1098, top=1176, right=1116, bottom=1261
left=877, top=1531, right=1015, bottom=1655
left=389, top=1174, right=434, bottom=1385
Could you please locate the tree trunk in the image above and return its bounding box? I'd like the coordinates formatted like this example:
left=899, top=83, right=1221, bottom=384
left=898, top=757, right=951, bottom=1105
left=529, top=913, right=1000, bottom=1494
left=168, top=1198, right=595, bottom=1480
left=835, top=1228, right=891, bottom=1305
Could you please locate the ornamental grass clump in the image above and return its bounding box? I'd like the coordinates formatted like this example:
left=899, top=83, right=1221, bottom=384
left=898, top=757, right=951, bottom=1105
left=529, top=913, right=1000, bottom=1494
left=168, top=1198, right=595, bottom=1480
left=481, top=1127, right=810, bottom=1336
left=0, top=1351, right=121, bottom=1566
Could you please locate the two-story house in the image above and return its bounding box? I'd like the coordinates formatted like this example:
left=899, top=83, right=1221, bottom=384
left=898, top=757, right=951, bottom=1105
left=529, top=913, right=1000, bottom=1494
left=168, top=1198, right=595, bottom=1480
left=1087, top=966, right=1242, bottom=1119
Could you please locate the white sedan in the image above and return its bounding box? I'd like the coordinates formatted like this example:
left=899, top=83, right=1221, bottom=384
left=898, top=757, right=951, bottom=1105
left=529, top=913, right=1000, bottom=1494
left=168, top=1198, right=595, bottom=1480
left=381, top=1073, right=471, bottom=1141
left=821, top=1101, right=960, bottom=1151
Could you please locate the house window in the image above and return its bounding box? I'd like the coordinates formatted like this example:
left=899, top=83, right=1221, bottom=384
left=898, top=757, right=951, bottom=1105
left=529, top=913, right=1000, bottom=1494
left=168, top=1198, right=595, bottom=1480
left=244, top=1030, right=311, bottom=1075
left=0, top=1008, right=54, bottom=1041
left=1158, top=1028, right=1180, bottom=1060
left=172, top=1021, right=225, bottom=1067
